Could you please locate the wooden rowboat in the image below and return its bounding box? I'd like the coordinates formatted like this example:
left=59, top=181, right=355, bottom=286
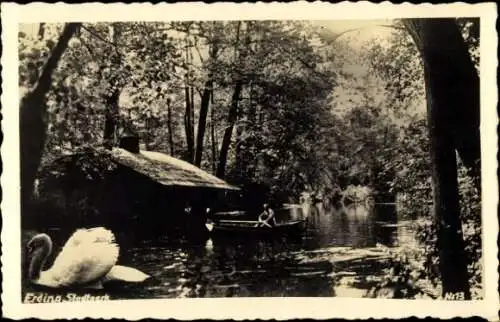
left=206, top=219, right=305, bottom=236
left=212, top=210, right=246, bottom=217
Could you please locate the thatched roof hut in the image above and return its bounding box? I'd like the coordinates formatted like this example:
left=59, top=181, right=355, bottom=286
left=32, top=136, right=239, bottom=239
left=110, top=148, right=239, bottom=191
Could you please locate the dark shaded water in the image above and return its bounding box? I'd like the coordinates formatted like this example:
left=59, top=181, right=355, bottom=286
left=23, top=202, right=418, bottom=300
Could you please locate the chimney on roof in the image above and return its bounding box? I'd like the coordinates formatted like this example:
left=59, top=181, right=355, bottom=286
left=119, top=135, right=140, bottom=154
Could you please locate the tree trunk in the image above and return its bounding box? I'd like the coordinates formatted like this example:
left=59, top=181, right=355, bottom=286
left=20, top=23, right=80, bottom=212
left=234, top=112, right=243, bottom=178
left=216, top=80, right=243, bottom=178
left=183, top=39, right=195, bottom=163
left=404, top=18, right=472, bottom=300
left=103, top=88, right=120, bottom=149
left=190, top=88, right=195, bottom=141
left=246, top=82, right=257, bottom=179
left=167, top=97, right=175, bottom=155
left=210, top=94, right=218, bottom=173
left=184, top=83, right=194, bottom=163
left=103, top=24, right=123, bottom=150
left=216, top=21, right=250, bottom=179
left=406, top=18, right=481, bottom=188
left=194, top=40, right=218, bottom=167
left=194, top=79, right=212, bottom=166
left=38, top=23, right=45, bottom=40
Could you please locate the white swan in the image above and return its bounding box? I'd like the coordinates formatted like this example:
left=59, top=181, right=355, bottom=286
left=26, top=227, right=150, bottom=289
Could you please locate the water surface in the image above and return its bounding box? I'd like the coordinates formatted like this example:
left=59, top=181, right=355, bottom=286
left=23, top=202, right=417, bottom=300
left=113, top=202, right=416, bottom=299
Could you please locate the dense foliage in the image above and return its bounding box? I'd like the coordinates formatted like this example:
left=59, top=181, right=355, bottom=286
left=20, top=22, right=343, bottom=199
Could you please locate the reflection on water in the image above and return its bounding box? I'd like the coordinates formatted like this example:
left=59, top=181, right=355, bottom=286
left=23, top=202, right=417, bottom=300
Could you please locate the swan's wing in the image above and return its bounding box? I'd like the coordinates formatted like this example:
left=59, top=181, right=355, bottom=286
left=65, top=227, right=116, bottom=247
left=102, top=265, right=150, bottom=283
left=45, top=228, right=119, bottom=287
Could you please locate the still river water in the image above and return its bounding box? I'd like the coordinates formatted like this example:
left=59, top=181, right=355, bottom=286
left=106, top=202, right=418, bottom=299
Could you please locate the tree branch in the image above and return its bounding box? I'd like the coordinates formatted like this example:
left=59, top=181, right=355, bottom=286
left=194, top=42, right=206, bottom=65
left=377, top=24, right=406, bottom=31
left=80, top=25, right=119, bottom=47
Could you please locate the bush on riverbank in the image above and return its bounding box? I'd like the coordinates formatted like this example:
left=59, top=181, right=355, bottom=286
left=382, top=159, right=482, bottom=299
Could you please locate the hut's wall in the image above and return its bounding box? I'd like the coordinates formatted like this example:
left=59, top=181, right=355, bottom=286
left=33, top=162, right=219, bottom=242
left=31, top=151, right=236, bottom=242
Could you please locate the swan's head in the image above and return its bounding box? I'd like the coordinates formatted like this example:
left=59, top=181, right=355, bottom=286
left=26, top=233, right=53, bottom=258
left=26, top=233, right=53, bottom=281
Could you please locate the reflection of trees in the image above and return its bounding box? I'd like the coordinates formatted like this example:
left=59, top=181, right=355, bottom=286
left=338, top=204, right=376, bottom=247
left=302, top=203, right=325, bottom=249
left=297, top=202, right=412, bottom=249
left=176, top=236, right=334, bottom=297
left=178, top=244, right=216, bottom=297
left=303, top=202, right=378, bottom=248
left=373, top=204, right=398, bottom=247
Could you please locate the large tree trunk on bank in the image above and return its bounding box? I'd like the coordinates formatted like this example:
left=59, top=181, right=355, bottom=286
left=406, top=18, right=481, bottom=188
left=20, top=23, right=81, bottom=213
left=404, top=18, right=473, bottom=300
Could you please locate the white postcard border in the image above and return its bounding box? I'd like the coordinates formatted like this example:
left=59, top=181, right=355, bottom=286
left=1, top=2, right=498, bottom=320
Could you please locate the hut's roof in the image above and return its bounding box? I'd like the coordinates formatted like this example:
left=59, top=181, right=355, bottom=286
left=111, top=148, right=240, bottom=190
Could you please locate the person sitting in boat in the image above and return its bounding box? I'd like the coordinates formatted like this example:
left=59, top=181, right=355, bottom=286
left=257, top=203, right=276, bottom=228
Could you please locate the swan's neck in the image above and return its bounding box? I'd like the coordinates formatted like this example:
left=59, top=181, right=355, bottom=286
left=28, top=239, right=52, bottom=281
